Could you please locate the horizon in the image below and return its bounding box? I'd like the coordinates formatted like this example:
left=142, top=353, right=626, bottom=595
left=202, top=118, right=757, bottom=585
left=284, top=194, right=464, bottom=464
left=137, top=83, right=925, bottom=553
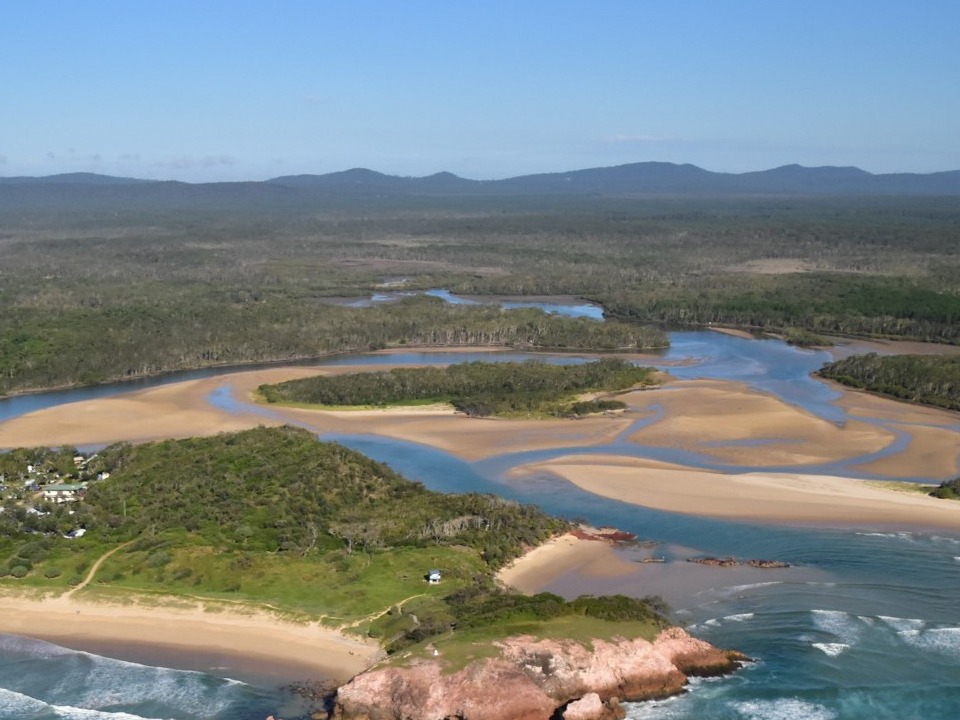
left=4, top=1, right=958, bottom=182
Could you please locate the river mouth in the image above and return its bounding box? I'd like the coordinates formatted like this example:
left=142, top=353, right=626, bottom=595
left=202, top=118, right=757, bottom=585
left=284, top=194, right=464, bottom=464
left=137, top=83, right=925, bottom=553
left=2, top=323, right=960, bottom=720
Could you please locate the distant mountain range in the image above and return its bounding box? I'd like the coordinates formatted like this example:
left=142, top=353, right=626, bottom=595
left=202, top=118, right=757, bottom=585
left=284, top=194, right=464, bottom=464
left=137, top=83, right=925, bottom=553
left=3, top=162, right=960, bottom=199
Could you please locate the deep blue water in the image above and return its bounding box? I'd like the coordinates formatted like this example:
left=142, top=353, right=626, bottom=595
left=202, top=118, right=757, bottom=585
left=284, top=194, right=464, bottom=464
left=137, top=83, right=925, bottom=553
left=1, top=319, right=959, bottom=718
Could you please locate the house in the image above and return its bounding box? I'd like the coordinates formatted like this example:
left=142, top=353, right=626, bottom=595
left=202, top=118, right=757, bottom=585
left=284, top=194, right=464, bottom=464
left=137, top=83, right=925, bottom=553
left=41, top=483, right=87, bottom=503
left=427, top=569, right=442, bottom=584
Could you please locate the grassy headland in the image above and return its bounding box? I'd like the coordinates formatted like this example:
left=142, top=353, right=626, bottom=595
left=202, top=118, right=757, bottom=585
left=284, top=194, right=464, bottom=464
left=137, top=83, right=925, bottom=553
left=258, top=359, right=658, bottom=417
left=0, top=426, right=667, bottom=657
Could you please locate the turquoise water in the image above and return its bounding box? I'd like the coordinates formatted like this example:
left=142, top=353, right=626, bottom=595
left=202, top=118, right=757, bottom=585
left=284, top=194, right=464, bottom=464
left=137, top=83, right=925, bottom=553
left=1, top=329, right=959, bottom=718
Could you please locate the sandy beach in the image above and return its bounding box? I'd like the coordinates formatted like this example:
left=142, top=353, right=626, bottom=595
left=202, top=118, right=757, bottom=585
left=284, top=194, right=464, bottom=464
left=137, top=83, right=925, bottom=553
left=496, top=532, right=641, bottom=594
left=0, top=592, right=379, bottom=683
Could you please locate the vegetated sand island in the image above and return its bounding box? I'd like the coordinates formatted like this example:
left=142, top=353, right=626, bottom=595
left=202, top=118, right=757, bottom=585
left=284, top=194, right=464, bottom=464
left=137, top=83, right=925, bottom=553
left=1, top=346, right=959, bottom=717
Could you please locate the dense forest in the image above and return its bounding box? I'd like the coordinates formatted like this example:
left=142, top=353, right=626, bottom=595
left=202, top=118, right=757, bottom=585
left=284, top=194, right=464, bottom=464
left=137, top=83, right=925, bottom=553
left=2, top=189, right=960, bottom=395
left=259, top=359, right=655, bottom=416
left=818, top=353, right=960, bottom=410
left=0, top=427, right=672, bottom=651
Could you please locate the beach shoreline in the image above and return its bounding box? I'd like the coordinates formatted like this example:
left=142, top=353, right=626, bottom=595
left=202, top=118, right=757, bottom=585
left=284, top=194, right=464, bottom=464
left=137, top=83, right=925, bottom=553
left=0, top=593, right=379, bottom=685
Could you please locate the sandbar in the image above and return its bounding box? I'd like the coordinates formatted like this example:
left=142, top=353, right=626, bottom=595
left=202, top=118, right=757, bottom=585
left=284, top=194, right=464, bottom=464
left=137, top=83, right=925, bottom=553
left=512, top=455, right=960, bottom=530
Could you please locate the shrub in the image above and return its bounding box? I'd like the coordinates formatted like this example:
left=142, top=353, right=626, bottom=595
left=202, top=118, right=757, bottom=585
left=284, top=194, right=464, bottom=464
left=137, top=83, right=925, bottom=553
left=10, top=565, right=29, bottom=578
left=147, top=550, right=172, bottom=568
left=43, top=567, right=62, bottom=579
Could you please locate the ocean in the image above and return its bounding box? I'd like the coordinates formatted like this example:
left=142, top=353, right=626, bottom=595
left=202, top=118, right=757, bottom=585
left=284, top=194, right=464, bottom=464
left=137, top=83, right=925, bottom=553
left=1, top=319, right=959, bottom=719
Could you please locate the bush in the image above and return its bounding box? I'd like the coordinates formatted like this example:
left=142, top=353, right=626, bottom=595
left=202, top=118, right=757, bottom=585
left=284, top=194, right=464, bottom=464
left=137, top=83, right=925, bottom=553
left=43, top=567, right=62, bottom=579
left=147, top=550, right=172, bottom=568
left=10, top=565, right=29, bottom=578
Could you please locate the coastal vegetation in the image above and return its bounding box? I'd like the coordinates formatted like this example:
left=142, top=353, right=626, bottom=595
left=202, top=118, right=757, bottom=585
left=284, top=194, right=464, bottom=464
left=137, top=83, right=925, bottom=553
left=818, top=353, right=960, bottom=410
left=2, top=187, right=960, bottom=395
left=930, top=478, right=960, bottom=500
left=0, top=427, right=668, bottom=652
left=259, top=359, right=655, bottom=417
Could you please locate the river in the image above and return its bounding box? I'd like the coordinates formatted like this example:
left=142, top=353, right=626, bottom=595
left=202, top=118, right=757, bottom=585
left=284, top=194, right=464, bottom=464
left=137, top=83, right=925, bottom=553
left=0, top=295, right=958, bottom=719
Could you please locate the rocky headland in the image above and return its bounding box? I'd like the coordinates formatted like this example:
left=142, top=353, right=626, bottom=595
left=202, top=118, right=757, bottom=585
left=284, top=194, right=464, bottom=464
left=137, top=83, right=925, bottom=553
left=332, top=627, right=747, bottom=720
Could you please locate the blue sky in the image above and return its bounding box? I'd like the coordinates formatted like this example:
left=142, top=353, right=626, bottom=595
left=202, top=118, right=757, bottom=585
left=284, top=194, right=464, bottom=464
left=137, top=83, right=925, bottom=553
left=3, top=1, right=958, bottom=181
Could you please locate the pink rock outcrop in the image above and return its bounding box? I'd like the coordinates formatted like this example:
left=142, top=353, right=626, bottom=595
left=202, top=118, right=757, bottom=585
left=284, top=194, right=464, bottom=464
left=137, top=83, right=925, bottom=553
left=332, top=627, right=745, bottom=720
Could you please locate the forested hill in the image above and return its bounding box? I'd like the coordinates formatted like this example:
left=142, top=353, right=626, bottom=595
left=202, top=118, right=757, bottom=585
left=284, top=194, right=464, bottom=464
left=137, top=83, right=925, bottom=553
left=3, top=162, right=960, bottom=205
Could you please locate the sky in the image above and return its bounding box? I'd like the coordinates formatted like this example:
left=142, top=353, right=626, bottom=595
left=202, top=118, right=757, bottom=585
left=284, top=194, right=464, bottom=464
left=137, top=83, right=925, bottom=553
left=3, top=1, right=959, bottom=182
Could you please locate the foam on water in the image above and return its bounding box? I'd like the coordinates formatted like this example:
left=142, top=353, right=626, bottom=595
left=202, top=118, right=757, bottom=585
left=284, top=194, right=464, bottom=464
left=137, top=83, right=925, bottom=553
left=0, top=636, right=254, bottom=720
left=49, top=704, right=167, bottom=720
left=898, top=627, right=960, bottom=658
left=730, top=699, right=837, bottom=720
left=0, top=687, right=165, bottom=720
left=810, top=609, right=863, bottom=644
left=720, top=581, right=783, bottom=594
left=877, top=615, right=925, bottom=632
left=812, top=643, right=849, bottom=657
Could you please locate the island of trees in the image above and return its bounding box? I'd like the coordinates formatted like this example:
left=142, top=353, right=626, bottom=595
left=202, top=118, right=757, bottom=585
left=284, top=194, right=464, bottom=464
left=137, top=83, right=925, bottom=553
left=818, top=353, right=960, bottom=411
left=259, top=358, right=657, bottom=417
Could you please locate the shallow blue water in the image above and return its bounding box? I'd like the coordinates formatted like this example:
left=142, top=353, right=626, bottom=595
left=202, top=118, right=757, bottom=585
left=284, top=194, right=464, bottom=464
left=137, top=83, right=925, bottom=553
left=1, top=326, right=959, bottom=719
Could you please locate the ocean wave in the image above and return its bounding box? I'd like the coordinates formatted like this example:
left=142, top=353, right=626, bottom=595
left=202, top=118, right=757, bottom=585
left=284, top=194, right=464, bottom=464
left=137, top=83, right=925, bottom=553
left=812, top=642, right=849, bottom=657
left=722, top=613, right=755, bottom=623
left=0, top=687, right=167, bottom=720
left=51, top=703, right=169, bottom=720
left=854, top=531, right=917, bottom=542
left=898, top=627, right=960, bottom=658
left=723, top=581, right=783, bottom=594
left=810, top=609, right=863, bottom=644
left=877, top=615, right=925, bottom=632
left=730, top=698, right=837, bottom=720
left=0, top=634, right=78, bottom=660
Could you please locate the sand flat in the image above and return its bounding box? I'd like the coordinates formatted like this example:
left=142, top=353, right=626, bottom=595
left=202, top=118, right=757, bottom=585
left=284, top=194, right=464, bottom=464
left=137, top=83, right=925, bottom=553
left=621, top=379, right=895, bottom=467
left=514, top=454, right=960, bottom=529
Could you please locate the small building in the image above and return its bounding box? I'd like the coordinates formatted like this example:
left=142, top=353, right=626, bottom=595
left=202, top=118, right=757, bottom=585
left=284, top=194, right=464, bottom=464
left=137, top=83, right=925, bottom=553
left=427, top=569, right=442, bottom=584
left=41, top=483, right=87, bottom=503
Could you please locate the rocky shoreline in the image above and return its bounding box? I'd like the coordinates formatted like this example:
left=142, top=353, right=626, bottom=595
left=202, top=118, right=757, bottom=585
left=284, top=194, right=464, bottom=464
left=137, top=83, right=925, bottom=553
left=331, top=627, right=748, bottom=720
